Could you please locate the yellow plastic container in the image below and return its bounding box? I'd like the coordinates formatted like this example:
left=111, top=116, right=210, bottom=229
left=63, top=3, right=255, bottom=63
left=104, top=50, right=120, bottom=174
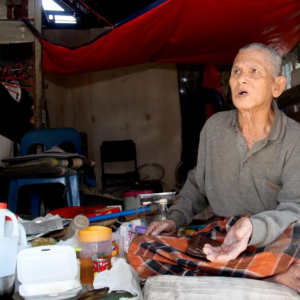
left=78, top=226, right=112, bottom=242
left=78, top=226, right=123, bottom=284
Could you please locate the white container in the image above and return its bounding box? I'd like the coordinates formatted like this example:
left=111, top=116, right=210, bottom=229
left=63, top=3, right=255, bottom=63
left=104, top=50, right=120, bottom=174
left=17, top=246, right=82, bottom=300
left=122, top=190, right=153, bottom=210
left=0, top=203, right=19, bottom=278
left=13, top=222, right=32, bottom=293
left=120, top=219, right=142, bottom=253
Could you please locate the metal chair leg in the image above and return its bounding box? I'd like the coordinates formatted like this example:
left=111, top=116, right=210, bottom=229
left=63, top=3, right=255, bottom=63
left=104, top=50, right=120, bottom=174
left=8, top=179, right=19, bottom=213
left=67, top=174, right=80, bottom=206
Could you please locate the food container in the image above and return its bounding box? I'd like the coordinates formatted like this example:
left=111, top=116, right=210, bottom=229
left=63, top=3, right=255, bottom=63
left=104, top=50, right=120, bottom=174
left=17, top=246, right=82, bottom=300
left=78, top=226, right=124, bottom=284
left=122, top=190, right=153, bottom=210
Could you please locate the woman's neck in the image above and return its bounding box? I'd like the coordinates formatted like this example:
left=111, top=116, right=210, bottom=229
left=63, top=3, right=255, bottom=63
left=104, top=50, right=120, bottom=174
left=238, top=105, right=275, bottom=150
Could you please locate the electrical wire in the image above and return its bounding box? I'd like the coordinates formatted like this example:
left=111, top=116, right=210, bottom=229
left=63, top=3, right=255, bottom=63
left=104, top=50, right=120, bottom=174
left=75, top=0, right=114, bottom=28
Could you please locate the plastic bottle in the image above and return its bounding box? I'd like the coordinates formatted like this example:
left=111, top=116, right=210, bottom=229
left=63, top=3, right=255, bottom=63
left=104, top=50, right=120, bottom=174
left=62, top=215, right=90, bottom=241
left=154, top=199, right=168, bottom=221
left=0, top=203, right=19, bottom=278
left=0, top=202, right=7, bottom=237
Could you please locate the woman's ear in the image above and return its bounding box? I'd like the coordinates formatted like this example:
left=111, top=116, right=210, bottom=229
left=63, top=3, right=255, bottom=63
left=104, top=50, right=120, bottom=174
left=272, top=76, right=287, bottom=98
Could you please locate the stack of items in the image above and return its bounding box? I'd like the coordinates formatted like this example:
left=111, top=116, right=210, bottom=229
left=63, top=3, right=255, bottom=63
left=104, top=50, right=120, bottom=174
left=0, top=147, right=95, bottom=179
left=0, top=191, right=178, bottom=299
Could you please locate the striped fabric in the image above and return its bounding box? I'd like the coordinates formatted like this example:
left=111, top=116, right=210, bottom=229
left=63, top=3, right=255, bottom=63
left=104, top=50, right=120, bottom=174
left=128, top=216, right=300, bottom=279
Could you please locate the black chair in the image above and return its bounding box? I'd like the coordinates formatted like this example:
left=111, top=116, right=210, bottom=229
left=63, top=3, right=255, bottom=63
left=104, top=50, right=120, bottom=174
left=100, top=140, right=140, bottom=190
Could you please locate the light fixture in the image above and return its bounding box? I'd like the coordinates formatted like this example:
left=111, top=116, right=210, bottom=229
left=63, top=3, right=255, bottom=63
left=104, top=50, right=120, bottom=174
left=54, top=15, right=77, bottom=24
left=42, top=0, right=64, bottom=11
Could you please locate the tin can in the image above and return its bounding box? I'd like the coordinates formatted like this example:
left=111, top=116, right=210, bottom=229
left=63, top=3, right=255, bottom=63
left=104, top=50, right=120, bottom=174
left=92, top=257, right=108, bottom=276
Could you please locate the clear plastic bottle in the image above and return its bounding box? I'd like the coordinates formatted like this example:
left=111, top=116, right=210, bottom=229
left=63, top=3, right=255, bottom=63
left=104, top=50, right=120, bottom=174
left=154, top=199, right=168, bottom=221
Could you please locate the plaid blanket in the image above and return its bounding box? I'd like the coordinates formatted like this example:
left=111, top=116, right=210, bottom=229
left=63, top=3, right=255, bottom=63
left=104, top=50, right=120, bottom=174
left=128, top=216, right=300, bottom=279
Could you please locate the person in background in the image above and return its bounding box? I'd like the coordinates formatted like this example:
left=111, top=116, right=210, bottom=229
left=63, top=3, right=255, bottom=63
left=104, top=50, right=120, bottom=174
left=130, top=43, right=300, bottom=292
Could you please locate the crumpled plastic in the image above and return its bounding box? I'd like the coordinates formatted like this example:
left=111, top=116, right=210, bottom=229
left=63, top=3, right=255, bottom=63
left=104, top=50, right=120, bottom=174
left=93, top=257, right=143, bottom=300
left=56, top=230, right=80, bottom=249
left=18, top=214, right=67, bottom=238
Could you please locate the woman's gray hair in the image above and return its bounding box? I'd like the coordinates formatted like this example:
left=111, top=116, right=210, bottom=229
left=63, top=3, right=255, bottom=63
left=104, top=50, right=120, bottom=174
left=239, top=43, right=282, bottom=78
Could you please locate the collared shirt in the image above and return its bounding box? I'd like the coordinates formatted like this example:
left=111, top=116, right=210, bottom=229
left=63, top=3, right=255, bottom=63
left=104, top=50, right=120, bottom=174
left=168, top=101, right=300, bottom=247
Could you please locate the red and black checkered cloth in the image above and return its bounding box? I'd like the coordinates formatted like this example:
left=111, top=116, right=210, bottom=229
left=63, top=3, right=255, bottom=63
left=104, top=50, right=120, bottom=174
left=128, top=216, right=300, bottom=279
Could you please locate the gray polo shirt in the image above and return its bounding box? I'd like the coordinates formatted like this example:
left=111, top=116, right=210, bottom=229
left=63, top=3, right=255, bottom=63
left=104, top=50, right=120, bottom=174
left=168, top=101, right=300, bottom=248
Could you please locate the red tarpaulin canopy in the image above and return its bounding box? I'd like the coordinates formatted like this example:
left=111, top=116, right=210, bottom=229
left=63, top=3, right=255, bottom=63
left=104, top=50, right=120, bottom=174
left=25, top=0, right=300, bottom=75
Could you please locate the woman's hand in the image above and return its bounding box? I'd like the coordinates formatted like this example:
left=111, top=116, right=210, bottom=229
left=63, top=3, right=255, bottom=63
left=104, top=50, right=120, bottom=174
left=145, top=220, right=177, bottom=236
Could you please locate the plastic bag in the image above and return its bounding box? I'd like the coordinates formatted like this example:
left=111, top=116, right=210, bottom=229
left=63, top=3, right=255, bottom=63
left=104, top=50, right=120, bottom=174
left=93, top=257, right=142, bottom=299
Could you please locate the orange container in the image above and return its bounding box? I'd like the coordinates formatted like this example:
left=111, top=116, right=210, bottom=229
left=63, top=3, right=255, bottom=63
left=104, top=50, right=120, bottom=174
left=78, top=226, right=123, bottom=284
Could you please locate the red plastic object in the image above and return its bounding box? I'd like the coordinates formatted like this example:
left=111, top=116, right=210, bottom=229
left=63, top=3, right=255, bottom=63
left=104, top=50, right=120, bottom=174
left=48, top=205, right=107, bottom=219
left=5, top=215, right=18, bottom=221
left=0, top=203, right=7, bottom=209
left=203, top=65, right=223, bottom=96
left=23, top=0, right=300, bottom=75
left=84, top=206, right=121, bottom=219
left=122, top=190, right=153, bottom=197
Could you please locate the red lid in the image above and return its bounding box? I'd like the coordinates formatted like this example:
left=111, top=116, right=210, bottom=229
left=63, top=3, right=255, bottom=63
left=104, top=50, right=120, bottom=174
left=0, top=203, right=7, bottom=209
left=122, top=190, right=153, bottom=197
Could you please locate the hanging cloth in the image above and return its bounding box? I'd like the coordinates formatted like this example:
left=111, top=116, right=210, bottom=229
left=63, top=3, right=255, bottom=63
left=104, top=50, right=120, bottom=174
left=23, top=0, right=300, bottom=75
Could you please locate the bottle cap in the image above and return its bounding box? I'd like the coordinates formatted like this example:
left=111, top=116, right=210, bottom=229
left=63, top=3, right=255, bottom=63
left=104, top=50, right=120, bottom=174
left=73, top=215, right=90, bottom=229
left=0, top=203, right=7, bottom=209
left=117, top=216, right=126, bottom=222
left=78, top=226, right=112, bottom=242
left=159, top=199, right=168, bottom=204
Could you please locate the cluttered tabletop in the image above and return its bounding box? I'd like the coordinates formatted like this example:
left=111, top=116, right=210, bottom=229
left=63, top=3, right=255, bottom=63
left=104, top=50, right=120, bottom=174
left=1, top=191, right=196, bottom=300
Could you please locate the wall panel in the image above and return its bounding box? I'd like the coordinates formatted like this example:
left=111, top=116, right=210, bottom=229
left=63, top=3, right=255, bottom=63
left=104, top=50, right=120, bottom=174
left=43, top=30, right=181, bottom=191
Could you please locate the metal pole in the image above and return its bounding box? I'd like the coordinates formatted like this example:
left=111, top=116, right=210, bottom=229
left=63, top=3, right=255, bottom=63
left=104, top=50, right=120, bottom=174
left=34, top=0, right=42, bottom=129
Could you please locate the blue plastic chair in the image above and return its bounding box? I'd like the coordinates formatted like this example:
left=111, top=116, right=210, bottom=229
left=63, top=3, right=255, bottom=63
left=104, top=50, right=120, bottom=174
left=7, top=127, right=82, bottom=215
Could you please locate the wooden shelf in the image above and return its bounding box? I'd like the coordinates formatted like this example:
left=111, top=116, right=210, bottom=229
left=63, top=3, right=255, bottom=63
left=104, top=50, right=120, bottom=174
left=0, top=0, right=43, bottom=128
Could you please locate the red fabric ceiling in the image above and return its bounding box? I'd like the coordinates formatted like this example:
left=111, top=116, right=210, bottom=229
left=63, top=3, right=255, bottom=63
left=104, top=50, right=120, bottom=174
left=27, top=0, right=300, bottom=75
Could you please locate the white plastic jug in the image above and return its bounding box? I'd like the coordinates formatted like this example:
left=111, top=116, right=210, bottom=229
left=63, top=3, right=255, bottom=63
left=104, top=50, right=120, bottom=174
left=5, top=216, right=31, bottom=293
left=0, top=203, right=19, bottom=278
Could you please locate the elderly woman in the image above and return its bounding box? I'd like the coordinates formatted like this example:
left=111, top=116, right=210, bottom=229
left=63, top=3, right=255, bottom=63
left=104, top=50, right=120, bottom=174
left=129, top=43, right=300, bottom=292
